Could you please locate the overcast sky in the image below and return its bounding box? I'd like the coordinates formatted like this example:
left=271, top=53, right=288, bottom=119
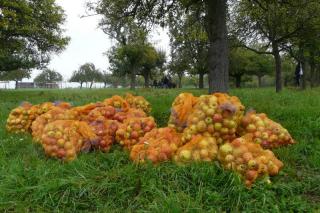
left=31, top=0, right=170, bottom=80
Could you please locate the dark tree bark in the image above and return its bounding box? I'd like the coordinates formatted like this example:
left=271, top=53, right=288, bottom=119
left=15, top=80, right=18, bottom=90
left=178, top=74, right=183, bottom=88
left=104, top=82, right=107, bottom=88
left=90, top=81, right=94, bottom=89
left=272, top=42, right=282, bottom=92
left=199, top=72, right=204, bottom=89
left=143, top=73, right=150, bottom=88
left=80, top=82, right=83, bottom=89
left=301, top=61, right=307, bottom=90
left=234, top=75, right=242, bottom=88
left=310, top=56, right=315, bottom=88
left=257, top=75, right=263, bottom=87
left=206, top=0, right=229, bottom=93
left=130, top=70, right=136, bottom=90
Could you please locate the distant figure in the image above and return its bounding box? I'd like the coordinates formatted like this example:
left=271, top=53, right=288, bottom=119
left=295, top=62, right=303, bottom=87
left=152, top=80, right=158, bottom=88
left=163, top=76, right=169, bottom=88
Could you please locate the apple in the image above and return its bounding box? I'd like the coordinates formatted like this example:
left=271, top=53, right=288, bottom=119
left=205, top=117, right=213, bottom=125
left=213, top=114, right=223, bottom=122
left=247, top=159, right=258, bottom=170
left=214, top=123, right=222, bottom=131
left=246, top=124, right=256, bottom=133
left=180, top=150, right=191, bottom=160
left=246, top=170, right=258, bottom=181
left=225, top=154, right=234, bottom=162
left=219, top=143, right=233, bottom=155
left=197, top=121, right=207, bottom=132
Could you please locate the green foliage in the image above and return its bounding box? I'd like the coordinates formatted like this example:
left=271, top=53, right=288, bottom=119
left=34, top=69, right=63, bottom=84
left=0, top=69, right=31, bottom=82
left=0, top=88, right=319, bottom=211
left=69, top=63, right=102, bottom=88
left=0, top=0, right=70, bottom=71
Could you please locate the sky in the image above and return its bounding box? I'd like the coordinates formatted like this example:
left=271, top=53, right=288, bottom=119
left=31, top=0, right=171, bottom=81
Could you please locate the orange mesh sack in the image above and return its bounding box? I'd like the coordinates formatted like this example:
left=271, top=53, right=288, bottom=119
left=130, top=127, right=182, bottom=164
left=41, top=120, right=98, bottom=161
left=174, top=135, right=218, bottom=164
left=88, top=119, right=119, bottom=152
left=218, top=135, right=284, bottom=187
left=84, top=106, right=116, bottom=122
left=113, top=108, right=147, bottom=123
left=238, top=111, right=295, bottom=149
left=104, top=95, right=129, bottom=112
left=125, top=93, right=151, bottom=114
left=31, top=107, right=78, bottom=143
left=168, top=93, right=198, bottom=132
left=6, top=102, right=34, bottom=133
left=70, top=102, right=104, bottom=120
left=182, top=93, right=245, bottom=145
left=116, top=117, right=156, bottom=150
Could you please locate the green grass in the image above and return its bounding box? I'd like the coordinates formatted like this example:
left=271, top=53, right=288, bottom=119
left=0, top=88, right=319, bottom=212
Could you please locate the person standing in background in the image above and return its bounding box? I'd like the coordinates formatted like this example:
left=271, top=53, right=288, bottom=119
left=295, top=62, right=303, bottom=87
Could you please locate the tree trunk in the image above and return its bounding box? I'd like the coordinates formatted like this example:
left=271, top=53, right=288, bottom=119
left=206, top=0, right=229, bottom=93
left=301, top=61, right=307, bottom=90
left=15, top=80, right=18, bottom=89
left=272, top=42, right=282, bottom=92
left=143, top=73, right=150, bottom=88
left=80, top=82, right=83, bottom=89
left=235, top=75, right=241, bottom=88
left=199, top=72, right=204, bottom=89
left=104, top=82, right=107, bottom=88
left=90, top=81, right=94, bottom=89
left=130, top=70, right=136, bottom=90
left=310, top=61, right=315, bottom=88
left=178, top=75, right=182, bottom=88
left=257, top=75, right=263, bottom=87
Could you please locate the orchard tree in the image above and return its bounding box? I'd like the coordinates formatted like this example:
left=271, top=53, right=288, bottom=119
left=0, top=69, right=31, bottom=89
left=69, top=63, right=102, bottom=89
left=169, top=49, right=190, bottom=88
left=0, top=0, right=69, bottom=71
left=232, top=0, right=318, bottom=92
left=87, top=0, right=229, bottom=93
left=229, top=48, right=252, bottom=88
left=168, top=5, right=209, bottom=89
left=34, top=69, right=63, bottom=84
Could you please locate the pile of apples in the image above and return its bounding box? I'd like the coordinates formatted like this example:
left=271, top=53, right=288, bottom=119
left=130, top=127, right=182, bottom=164
left=125, top=93, right=151, bottom=115
left=218, top=135, right=284, bottom=187
left=41, top=120, right=97, bottom=161
left=6, top=92, right=296, bottom=187
left=238, top=112, right=295, bottom=149
left=174, top=135, right=218, bottom=164
left=116, top=117, right=156, bottom=150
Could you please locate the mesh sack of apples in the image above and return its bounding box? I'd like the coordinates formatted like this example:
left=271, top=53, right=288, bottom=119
left=174, top=135, right=218, bottom=164
left=6, top=101, right=69, bottom=133
left=41, top=120, right=98, bottom=161
left=238, top=111, right=295, bottom=149
left=116, top=117, right=157, bottom=150
left=218, top=135, right=284, bottom=187
left=32, top=107, right=78, bottom=142
left=130, top=127, right=182, bottom=164
left=168, top=93, right=198, bottom=132
left=181, top=93, right=245, bottom=145
left=87, top=119, right=120, bottom=152
left=125, top=93, right=151, bottom=115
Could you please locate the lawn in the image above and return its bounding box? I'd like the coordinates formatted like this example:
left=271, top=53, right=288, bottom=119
left=0, top=88, right=319, bottom=212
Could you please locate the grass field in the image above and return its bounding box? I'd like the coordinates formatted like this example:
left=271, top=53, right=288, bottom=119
left=0, top=88, right=319, bottom=212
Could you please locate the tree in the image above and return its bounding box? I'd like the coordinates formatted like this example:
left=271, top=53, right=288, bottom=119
left=69, top=63, right=102, bottom=89
left=168, top=5, right=209, bottom=89
left=233, top=0, right=318, bottom=92
left=87, top=0, right=230, bottom=93
left=34, top=69, right=63, bottom=84
left=248, top=53, right=274, bottom=88
left=108, top=39, right=165, bottom=89
left=0, top=0, right=69, bottom=71
left=0, top=69, right=31, bottom=89
left=229, top=48, right=251, bottom=88
left=169, top=49, right=190, bottom=88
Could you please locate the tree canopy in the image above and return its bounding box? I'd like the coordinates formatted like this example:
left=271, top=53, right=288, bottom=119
left=0, top=0, right=69, bottom=72
left=69, top=63, right=102, bottom=89
left=34, top=69, right=63, bottom=84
